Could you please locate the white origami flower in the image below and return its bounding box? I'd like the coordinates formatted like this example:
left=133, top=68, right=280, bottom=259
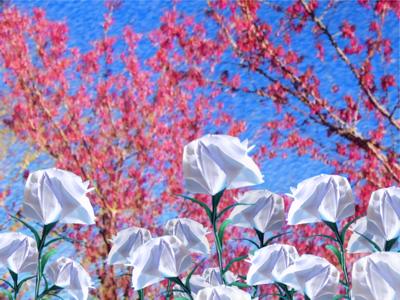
left=46, top=257, right=92, bottom=300
left=195, top=285, right=252, bottom=300
left=183, top=134, right=264, bottom=195
left=131, top=236, right=192, bottom=290
left=23, top=168, right=95, bottom=225
left=177, top=268, right=237, bottom=297
left=107, top=226, right=152, bottom=265
left=229, top=190, right=285, bottom=233
left=164, top=218, right=210, bottom=255
left=347, top=217, right=385, bottom=253
left=287, top=174, right=354, bottom=225
left=366, top=187, right=400, bottom=241
left=0, top=232, right=38, bottom=274
left=279, top=254, right=339, bottom=300
left=352, top=252, right=400, bottom=300
left=247, top=244, right=298, bottom=285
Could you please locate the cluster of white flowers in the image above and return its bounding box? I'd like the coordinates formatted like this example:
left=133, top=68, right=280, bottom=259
left=0, top=134, right=399, bottom=300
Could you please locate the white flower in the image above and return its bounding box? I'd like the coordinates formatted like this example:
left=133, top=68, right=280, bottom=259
left=352, top=252, right=400, bottom=300
left=279, top=254, right=339, bottom=300
left=229, top=190, right=284, bottom=233
left=347, top=217, right=385, bottom=253
left=164, top=218, right=210, bottom=255
left=287, top=174, right=354, bottom=225
left=195, top=285, right=252, bottom=300
left=0, top=232, right=38, bottom=274
left=46, top=257, right=92, bottom=300
left=366, top=187, right=400, bottom=241
left=247, top=244, right=298, bottom=285
left=131, top=236, right=192, bottom=290
left=183, top=134, right=264, bottom=195
left=107, top=226, right=152, bottom=265
left=176, top=268, right=237, bottom=298
left=23, top=168, right=95, bottom=225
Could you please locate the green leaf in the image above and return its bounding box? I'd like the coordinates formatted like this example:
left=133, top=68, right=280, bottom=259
left=308, top=234, right=337, bottom=243
left=1, top=290, right=13, bottom=300
left=354, top=231, right=382, bottom=252
left=185, top=258, right=206, bottom=288
left=175, top=194, right=212, bottom=220
left=0, top=278, right=13, bottom=289
left=384, top=237, right=398, bottom=251
left=40, top=248, right=57, bottom=274
left=333, top=294, right=347, bottom=300
left=228, top=281, right=251, bottom=288
left=233, top=238, right=260, bottom=249
left=218, top=219, right=232, bottom=244
left=174, top=298, right=190, bottom=300
left=325, top=244, right=342, bottom=265
left=264, top=231, right=292, bottom=246
left=340, top=215, right=363, bottom=242
left=17, top=275, right=36, bottom=291
left=223, top=255, right=248, bottom=273
left=10, top=215, right=41, bottom=246
left=216, top=202, right=252, bottom=220
left=44, top=237, right=65, bottom=248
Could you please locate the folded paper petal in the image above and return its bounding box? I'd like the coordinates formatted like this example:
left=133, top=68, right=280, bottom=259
left=165, top=218, right=210, bottom=254
left=287, top=174, right=354, bottom=225
left=0, top=232, right=38, bottom=274
left=46, top=257, right=92, bottom=300
left=347, top=217, right=385, bottom=253
left=23, top=168, right=95, bottom=225
left=176, top=268, right=237, bottom=298
left=352, top=252, right=400, bottom=300
left=107, top=226, right=152, bottom=265
left=247, top=244, right=298, bottom=285
left=229, top=190, right=285, bottom=233
left=366, top=187, right=400, bottom=241
left=183, top=134, right=263, bottom=195
left=131, top=236, right=192, bottom=290
left=195, top=285, right=252, bottom=300
left=279, top=254, right=339, bottom=300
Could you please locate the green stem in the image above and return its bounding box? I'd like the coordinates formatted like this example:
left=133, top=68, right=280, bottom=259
left=168, top=277, right=193, bottom=300
left=211, top=192, right=226, bottom=284
left=325, top=222, right=350, bottom=299
left=138, top=289, right=144, bottom=300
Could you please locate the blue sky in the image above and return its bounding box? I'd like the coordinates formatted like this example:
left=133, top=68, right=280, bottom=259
left=5, top=0, right=399, bottom=200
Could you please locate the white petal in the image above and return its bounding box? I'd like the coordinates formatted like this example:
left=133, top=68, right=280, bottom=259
left=279, top=254, right=339, bottom=300
left=351, top=252, right=400, bottom=300
left=131, top=236, right=192, bottom=290
left=107, top=227, right=152, bottom=265
left=347, top=217, right=385, bottom=253
left=366, top=187, right=400, bottom=240
left=247, top=244, right=298, bottom=285
left=165, top=218, right=210, bottom=255
left=46, top=257, right=92, bottom=300
left=287, top=174, right=354, bottom=225
left=23, top=168, right=96, bottom=225
left=183, top=134, right=263, bottom=195
left=195, top=285, right=252, bottom=300
left=0, top=232, right=38, bottom=274
left=229, top=190, right=285, bottom=232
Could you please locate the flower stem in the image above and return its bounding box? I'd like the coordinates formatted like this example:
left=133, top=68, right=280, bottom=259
left=168, top=277, right=193, bottom=300
left=211, top=191, right=226, bottom=284
left=324, top=221, right=350, bottom=299
left=138, top=289, right=144, bottom=300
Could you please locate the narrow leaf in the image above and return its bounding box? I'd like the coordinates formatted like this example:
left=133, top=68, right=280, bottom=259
left=40, top=248, right=57, bottom=274
left=264, top=231, right=291, bottom=246
left=217, top=202, right=252, bottom=220
left=175, top=194, right=212, bottom=220
left=340, top=215, right=362, bottom=242
left=10, top=215, right=41, bottom=246
left=354, top=231, right=382, bottom=252
left=218, top=219, right=232, bottom=244
left=325, top=244, right=342, bottom=265
left=228, top=281, right=251, bottom=288
left=224, top=255, right=248, bottom=273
